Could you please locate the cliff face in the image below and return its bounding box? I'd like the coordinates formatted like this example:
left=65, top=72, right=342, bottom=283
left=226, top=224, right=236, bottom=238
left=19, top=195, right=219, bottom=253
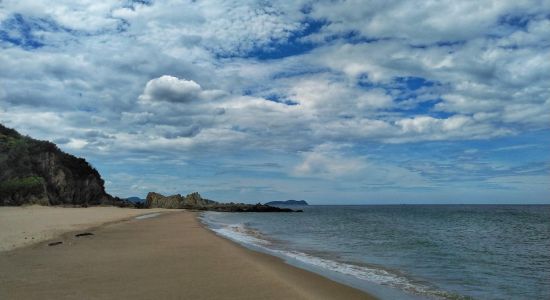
left=0, top=124, right=124, bottom=206
left=146, top=192, right=184, bottom=209
left=183, top=192, right=217, bottom=207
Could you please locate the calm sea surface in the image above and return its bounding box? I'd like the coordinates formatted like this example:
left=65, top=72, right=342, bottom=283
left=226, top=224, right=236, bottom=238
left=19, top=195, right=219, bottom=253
left=201, top=205, right=550, bottom=300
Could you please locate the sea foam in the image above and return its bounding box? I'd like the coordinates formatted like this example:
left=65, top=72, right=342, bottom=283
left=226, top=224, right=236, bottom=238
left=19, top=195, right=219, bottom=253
left=202, top=216, right=448, bottom=299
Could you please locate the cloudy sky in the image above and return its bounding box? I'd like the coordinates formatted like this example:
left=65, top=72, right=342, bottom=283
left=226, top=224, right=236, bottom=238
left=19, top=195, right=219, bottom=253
left=1, top=0, right=549, bottom=204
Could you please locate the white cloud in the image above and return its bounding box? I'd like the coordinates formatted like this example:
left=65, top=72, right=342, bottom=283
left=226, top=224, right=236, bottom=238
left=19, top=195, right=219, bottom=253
left=66, top=138, right=88, bottom=150
left=139, top=75, right=218, bottom=103
left=293, top=144, right=366, bottom=178
left=308, top=0, right=550, bottom=44
left=108, top=0, right=307, bottom=57
left=390, top=115, right=513, bottom=142
left=289, top=76, right=393, bottom=114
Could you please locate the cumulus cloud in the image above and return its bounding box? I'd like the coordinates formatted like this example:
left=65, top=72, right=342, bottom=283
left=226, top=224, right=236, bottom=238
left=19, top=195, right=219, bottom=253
left=139, top=75, right=212, bottom=103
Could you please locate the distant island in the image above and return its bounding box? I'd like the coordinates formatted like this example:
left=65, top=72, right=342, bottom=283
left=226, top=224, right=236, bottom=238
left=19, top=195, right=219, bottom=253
left=265, top=200, right=309, bottom=206
left=0, top=123, right=300, bottom=212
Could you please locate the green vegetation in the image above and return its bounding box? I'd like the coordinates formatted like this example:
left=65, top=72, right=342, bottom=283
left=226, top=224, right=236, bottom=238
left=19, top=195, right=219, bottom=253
left=0, top=176, right=45, bottom=198
left=0, top=123, right=122, bottom=206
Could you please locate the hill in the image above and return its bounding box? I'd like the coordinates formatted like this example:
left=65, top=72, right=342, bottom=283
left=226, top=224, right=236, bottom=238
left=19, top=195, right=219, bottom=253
left=126, top=196, right=146, bottom=203
left=265, top=200, right=308, bottom=206
left=0, top=124, right=128, bottom=206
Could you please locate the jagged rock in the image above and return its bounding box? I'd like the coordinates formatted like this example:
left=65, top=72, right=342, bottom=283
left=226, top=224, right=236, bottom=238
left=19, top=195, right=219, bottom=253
left=183, top=192, right=217, bottom=207
left=146, top=191, right=217, bottom=209
left=146, top=192, right=184, bottom=209
left=0, top=123, right=129, bottom=207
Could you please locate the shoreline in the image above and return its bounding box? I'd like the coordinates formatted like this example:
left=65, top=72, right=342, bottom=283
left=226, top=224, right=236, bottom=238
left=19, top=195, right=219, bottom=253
left=194, top=211, right=379, bottom=299
left=0, top=208, right=375, bottom=299
left=199, top=212, right=417, bottom=300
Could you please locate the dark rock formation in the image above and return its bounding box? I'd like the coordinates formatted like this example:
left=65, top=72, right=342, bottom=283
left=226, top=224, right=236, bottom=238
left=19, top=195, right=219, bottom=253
left=265, top=200, right=309, bottom=206
left=202, top=203, right=297, bottom=213
left=0, top=124, right=130, bottom=207
left=75, top=232, right=94, bottom=237
left=146, top=192, right=216, bottom=209
left=146, top=192, right=183, bottom=209
left=145, top=192, right=299, bottom=212
left=184, top=192, right=217, bottom=207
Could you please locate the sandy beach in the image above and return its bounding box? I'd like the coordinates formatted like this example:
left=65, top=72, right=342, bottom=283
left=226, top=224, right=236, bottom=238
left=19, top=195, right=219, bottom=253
left=0, top=207, right=374, bottom=299
left=0, top=205, right=170, bottom=252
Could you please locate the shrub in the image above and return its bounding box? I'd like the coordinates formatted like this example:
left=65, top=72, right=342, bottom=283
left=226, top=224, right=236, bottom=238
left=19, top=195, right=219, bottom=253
left=0, top=176, right=45, bottom=198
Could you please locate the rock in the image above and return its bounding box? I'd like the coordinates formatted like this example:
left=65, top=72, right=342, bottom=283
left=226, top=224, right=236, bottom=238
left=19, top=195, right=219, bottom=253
left=144, top=191, right=300, bottom=212
left=182, top=192, right=217, bottom=207
left=204, top=203, right=298, bottom=212
left=146, top=192, right=217, bottom=209
left=146, top=192, right=183, bottom=209
left=75, top=232, right=94, bottom=237
left=0, top=123, right=129, bottom=207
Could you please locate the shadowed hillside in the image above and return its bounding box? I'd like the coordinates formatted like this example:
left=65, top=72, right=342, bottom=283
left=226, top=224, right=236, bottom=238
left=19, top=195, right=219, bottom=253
left=0, top=124, right=128, bottom=206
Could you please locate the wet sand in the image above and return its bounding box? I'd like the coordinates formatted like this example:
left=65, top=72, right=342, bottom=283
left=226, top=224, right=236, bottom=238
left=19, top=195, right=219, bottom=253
left=0, top=209, right=374, bottom=299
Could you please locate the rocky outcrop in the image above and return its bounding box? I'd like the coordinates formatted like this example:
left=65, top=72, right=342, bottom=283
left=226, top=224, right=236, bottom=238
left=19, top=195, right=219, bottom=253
left=145, top=192, right=300, bottom=212
left=146, top=192, right=184, bottom=209
left=146, top=192, right=216, bottom=209
left=0, top=124, right=129, bottom=207
left=201, top=203, right=298, bottom=213
left=183, top=192, right=217, bottom=207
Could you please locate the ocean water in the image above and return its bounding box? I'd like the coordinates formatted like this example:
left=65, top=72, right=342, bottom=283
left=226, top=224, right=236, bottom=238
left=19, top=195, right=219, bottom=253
left=200, top=205, right=550, bottom=300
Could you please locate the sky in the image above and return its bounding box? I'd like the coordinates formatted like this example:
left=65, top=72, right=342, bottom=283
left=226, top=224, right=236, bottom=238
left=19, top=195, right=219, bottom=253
left=0, top=0, right=549, bottom=204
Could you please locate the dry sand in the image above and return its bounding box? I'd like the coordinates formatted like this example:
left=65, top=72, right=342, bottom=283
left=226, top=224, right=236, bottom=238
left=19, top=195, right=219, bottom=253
left=0, top=209, right=375, bottom=299
left=0, top=205, right=170, bottom=252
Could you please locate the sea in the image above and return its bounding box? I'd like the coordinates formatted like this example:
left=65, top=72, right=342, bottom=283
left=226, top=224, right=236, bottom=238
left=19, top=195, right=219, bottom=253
left=200, top=205, right=550, bottom=300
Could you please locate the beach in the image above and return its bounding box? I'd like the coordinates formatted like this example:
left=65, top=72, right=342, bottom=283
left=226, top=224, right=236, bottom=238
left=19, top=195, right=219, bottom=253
left=0, top=207, right=374, bottom=299
left=0, top=205, right=170, bottom=252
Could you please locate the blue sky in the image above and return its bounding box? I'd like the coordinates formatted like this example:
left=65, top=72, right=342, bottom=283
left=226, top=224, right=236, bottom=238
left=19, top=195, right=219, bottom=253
left=0, top=0, right=549, bottom=204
